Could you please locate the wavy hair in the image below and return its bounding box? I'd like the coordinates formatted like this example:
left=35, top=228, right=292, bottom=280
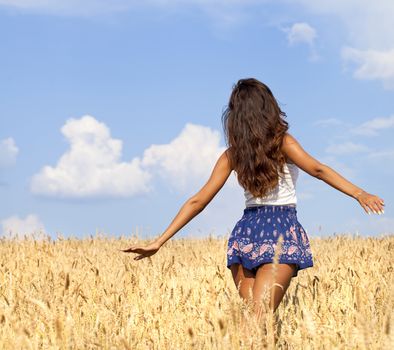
left=221, top=78, right=289, bottom=197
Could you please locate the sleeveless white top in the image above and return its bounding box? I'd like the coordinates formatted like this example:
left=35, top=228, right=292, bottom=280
left=244, top=162, right=299, bottom=207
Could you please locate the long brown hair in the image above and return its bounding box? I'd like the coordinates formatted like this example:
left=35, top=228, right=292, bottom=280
left=221, top=78, right=289, bottom=197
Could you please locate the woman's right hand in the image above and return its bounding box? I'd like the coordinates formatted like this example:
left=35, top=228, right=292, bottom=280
left=354, top=190, right=385, bottom=215
left=120, top=241, right=161, bottom=260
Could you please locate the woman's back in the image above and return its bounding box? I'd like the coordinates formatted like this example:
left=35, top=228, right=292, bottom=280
left=243, top=161, right=299, bottom=207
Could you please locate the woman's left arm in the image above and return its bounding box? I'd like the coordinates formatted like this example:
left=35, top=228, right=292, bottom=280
left=121, top=149, right=233, bottom=257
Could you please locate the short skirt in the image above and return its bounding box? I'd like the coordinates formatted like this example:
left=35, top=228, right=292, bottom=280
left=226, top=204, right=314, bottom=277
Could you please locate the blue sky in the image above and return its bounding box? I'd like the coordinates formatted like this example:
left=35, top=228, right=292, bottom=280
left=0, top=1, right=393, bottom=240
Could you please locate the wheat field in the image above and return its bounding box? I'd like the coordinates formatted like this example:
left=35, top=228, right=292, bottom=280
left=0, top=232, right=392, bottom=349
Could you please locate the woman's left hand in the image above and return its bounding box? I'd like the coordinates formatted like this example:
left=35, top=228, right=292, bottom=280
left=355, top=190, right=385, bottom=215
left=120, top=241, right=161, bottom=260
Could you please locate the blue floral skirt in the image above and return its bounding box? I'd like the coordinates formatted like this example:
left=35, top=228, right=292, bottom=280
left=226, top=204, right=314, bottom=277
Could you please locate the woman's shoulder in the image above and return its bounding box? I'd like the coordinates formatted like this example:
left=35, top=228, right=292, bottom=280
left=282, top=132, right=298, bottom=146
left=282, top=132, right=298, bottom=165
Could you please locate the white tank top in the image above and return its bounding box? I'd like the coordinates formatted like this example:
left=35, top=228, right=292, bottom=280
left=244, top=162, right=299, bottom=207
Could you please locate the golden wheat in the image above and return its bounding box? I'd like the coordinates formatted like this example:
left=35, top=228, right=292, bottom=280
left=0, top=232, right=392, bottom=349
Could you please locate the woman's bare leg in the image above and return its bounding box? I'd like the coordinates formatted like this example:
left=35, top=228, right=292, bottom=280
left=230, top=263, right=256, bottom=301
left=252, top=263, right=296, bottom=322
left=230, top=263, right=256, bottom=334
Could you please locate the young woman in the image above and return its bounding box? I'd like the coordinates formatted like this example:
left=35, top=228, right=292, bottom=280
left=122, top=77, right=385, bottom=320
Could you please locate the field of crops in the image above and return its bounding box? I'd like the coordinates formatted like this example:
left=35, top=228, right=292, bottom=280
left=0, top=233, right=392, bottom=349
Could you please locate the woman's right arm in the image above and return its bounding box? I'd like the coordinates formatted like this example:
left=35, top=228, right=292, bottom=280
left=281, top=133, right=385, bottom=215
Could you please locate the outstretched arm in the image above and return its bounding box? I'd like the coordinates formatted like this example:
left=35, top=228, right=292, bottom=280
left=154, top=149, right=233, bottom=247
left=281, top=133, right=385, bottom=215
left=121, top=149, right=233, bottom=258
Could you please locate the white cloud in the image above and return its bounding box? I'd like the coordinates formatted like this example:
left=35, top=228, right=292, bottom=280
left=325, top=141, right=369, bottom=156
left=366, top=149, right=394, bottom=161
left=291, top=0, right=394, bottom=50
left=287, top=22, right=317, bottom=46
left=291, top=0, right=394, bottom=87
left=30, top=116, right=235, bottom=198
left=283, top=22, right=319, bottom=61
left=0, top=0, right=257, bottom=38
left=30, top=115, right=152, bottom=198
left=342, top=47, right=394, bottom=88
left=0, top=137, right=18, bottom=168
left=1, top=214, right=46, bottom=239
left=0, top=0, right=260, bottom=22
left=351, top=115, right=394, bottom=136
left=141, top=123, right=235, bottom=193
left=3, top=0, right=393, bottom=86
left=0, top=0, right=128, bottom=16
left=313, top=118, right=348, bottom=127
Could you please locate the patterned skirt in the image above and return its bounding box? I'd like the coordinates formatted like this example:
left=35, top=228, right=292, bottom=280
left=226, top=204, right=314, bottom=277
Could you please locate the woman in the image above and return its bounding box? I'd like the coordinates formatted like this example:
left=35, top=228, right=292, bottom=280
left=122, top=77, right=385, bottom=320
